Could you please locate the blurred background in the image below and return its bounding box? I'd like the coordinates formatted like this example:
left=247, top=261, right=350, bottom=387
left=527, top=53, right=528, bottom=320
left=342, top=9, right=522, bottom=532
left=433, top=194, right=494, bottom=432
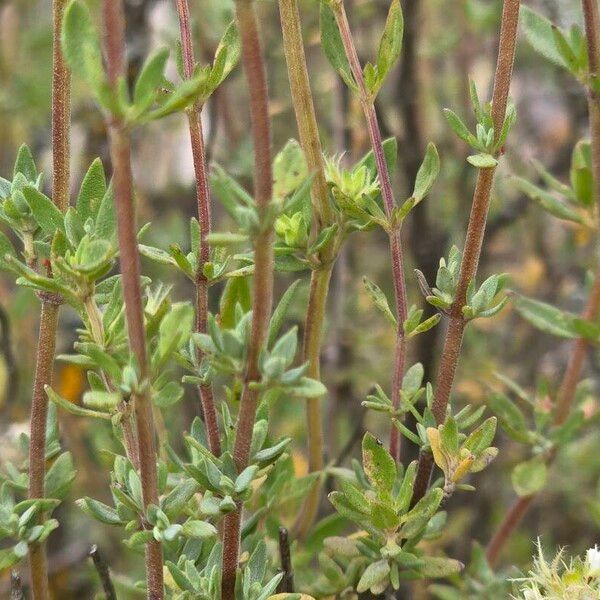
left=1, top=0, right=599, bottom=596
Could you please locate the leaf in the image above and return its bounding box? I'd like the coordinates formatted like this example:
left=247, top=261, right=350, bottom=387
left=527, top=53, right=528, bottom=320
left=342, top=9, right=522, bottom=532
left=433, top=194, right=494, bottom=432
left=133, top=48, right=170, bottom=114
left=77, top=158, right=107, bottom=222
left=375, top=0, right=404, bottom=92
left=320, top=1, right=356, bottom=89
left=181, top=519, right=217, bottom=539
left=61, top=1, right=106, bottom=93
left=357, top=560, right=390, bottom=593
left=467, top=153, right=498, bottom=169
left=418, top=557, right=464, bottom=578
left=13, top=144, right=37, bottom=182
left=208, top=21, right=241, bottom=91
left=45, top=452, right=76, bottom=499
left=363, top=276, right=397, bottom=326
left=158, top=302, right=194, bottom=358
left=358, top=137, right=398, bottom=177
left=520, top=6, right=568, bottom=69
left=46, top=385, right=112, bottom=420
left=362, top=432, right=397, bottom=495
left=273, top=140, right=308, bottom=199
left=513, top=294, right=579, bottom=339
left=0, top=231, right=16, bottom=270
left=288, top=377, right=327, bottom=398
left=412, top=143, right=440, bottom=202
left=511, top=456, right=547, bottom=497
left=443, top=109, right=474, bottom=145
left=76, top=497, right=124, bottom=525
left=268, top=280, right=301, bottom=347
left=22, top=186, right=65, bottom=235
left=512, top=176, right=586, bottom=225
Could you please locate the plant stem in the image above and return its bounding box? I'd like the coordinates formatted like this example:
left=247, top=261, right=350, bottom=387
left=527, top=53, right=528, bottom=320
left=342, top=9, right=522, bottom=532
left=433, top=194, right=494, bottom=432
left=221, top=1, right=274, bottom=597
left=174, top=0, right=221, bottom=457
left=102, top=1, right=163, bottom=597
left=485, top=0, right=600, bottom=565
left=277, top=0, right=335, bottom=537
left=332, top=1, right=409, bottom=462
left=28, top=0, right=71, bottom=597
left=89, top=545, right=117, bottom=600
left=411, top=0, right=520, bottom=505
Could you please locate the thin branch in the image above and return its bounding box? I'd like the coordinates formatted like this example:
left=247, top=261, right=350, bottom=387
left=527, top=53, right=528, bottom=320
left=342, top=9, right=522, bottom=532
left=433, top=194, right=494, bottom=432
left=276, top=0, right=334, bottom=531
left=89, top=545, right=117, bottom=600
left=221, top=0, right=274, bottom=597
left=331, top=0, right=409, bottom=463
left=411, top=0, right=521, bottom=506
left=485, top=0, right=600, bottom=565
left=101, top=0, right=163, bottom=597
left=276, top=527, right=294, bottom=593
left=28, top=0, right=71, bottom=596
left=174, top=0, right=221, bottom=457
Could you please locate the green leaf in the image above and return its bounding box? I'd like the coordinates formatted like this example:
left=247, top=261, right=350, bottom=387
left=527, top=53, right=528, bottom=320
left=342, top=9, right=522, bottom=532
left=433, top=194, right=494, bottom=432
left=466, top=153, right=498, bottom=169
left=0, top=231, right=16, bottom=270
left=412, top=143, right=440, bottom=202
left=463, top=417, right=497, bottom=455
left=273, top=140, right=308, bottom=200
left=320, top=1, right=356, bottom=90
left=133, top=48, right=169, bottom=113
left=513, top=294, right=579, bottom=339
left=77, top=158, right=107, bottom=222
left=268, top=280, right=301, bottom=347
left=511, top=456, right=547, bottom=497
left=362, top=432, right=397, bottom=495
left=512, top=176, right=586, bottom=225
left=48, top=386, right=111, bottom=422
left=76, top=497, right=124, bottom=525
left=82, top=390, right=121, bottom=410
left=288, top=377, right=327, bottom=398
left=22, top=186, right=65, bottom=235
left=520, top=6, right=568, bottom=70
left=358, top=137, right=398, bottom=177
left=159, top=302, right=194, bottom=358
left=418, top=557, right=463, bottom=578
left=62, top=1, right=107, bottom=94
left=357, top=560, right=390, bottom=593
left=44, top=452, right=76, bottom=499
left=181, top=519, right=217, bottom=539
left=13, top=144, right=37, bottom=182
left=375, top=0, right=404, bottom=93
left=443, top=109, right=475, bottom=145
left=363, top=276, right=397, bottom=326
left=208, top=21, right=241, bottom=91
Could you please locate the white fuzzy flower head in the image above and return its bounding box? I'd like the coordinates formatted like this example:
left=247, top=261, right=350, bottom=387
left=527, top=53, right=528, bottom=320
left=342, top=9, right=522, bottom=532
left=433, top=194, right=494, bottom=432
left=586, top=545, right=600, bottom=575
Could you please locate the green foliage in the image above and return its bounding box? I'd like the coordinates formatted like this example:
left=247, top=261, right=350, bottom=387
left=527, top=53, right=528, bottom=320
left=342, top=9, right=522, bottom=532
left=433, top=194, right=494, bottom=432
left=443, top=78, right=516, bottom=165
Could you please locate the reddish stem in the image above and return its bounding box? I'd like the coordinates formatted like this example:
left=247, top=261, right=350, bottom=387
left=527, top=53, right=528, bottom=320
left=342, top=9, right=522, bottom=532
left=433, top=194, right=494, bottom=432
left=102, top=0, right=163, bottom=597
left=27, top=0, right=71, bottom=596
left=174, top=0, right=221, bottom=456
left=412, top=0, right=521, bottom=504
left=485, top=0, right=600, bottom=564
left=332, top=1, right=409, bottom=462
left=221, top=1, right=274, bottom=597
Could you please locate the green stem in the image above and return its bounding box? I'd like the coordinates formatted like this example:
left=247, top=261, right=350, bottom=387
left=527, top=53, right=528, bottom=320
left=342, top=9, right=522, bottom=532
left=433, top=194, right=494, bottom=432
left=27, top=0, right=71, bottom=596
left=277, top=0, right=336, bottom=538
left=174, top=0, right=221, bottom=457
left=102, top=0, right=163, bottom=597
left=221, top=0, right=274, bottom=597
left=411, top=0, right=521, bottom=506
left=332, top=1, right=409, bottom=462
